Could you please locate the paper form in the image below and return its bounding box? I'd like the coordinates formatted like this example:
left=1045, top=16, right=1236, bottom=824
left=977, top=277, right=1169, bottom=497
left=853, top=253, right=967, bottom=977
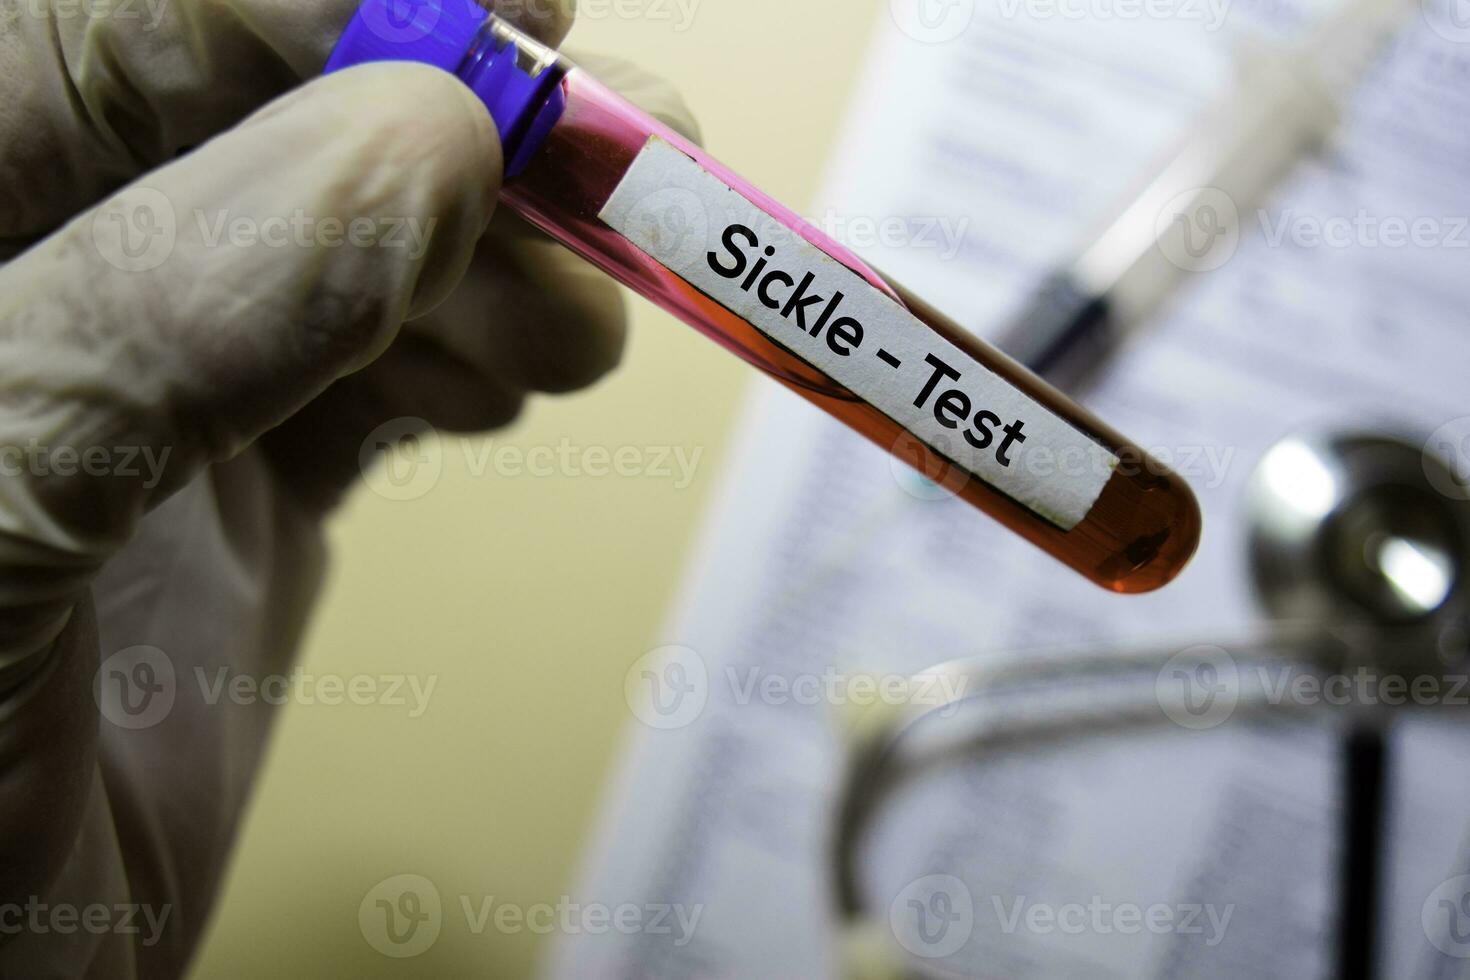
left=551, top=4, right=1470, bottom=977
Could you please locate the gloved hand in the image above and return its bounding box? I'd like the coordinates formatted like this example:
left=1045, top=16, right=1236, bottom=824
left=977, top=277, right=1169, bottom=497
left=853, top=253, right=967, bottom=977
left=0, top=0, right=697, bottom=974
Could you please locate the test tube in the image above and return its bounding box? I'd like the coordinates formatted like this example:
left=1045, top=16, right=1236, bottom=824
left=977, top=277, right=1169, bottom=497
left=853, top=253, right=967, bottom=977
left=326, top=1, right=1202, bottom=593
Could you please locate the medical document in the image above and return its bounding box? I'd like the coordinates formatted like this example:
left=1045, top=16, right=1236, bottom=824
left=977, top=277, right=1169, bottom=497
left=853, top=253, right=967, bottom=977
left=552, top=2, right=1470, bottom=977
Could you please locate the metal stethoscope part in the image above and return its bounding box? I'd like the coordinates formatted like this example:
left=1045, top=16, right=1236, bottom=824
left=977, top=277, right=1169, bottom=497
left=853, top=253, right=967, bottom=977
left=831, top=429, right=1470, bottom=979
left=1247, top=431, right=1470, bottom=669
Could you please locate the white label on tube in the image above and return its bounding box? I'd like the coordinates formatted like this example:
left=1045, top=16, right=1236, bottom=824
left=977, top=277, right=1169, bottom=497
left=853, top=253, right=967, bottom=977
left=599, top=137, right=1118, bottom=530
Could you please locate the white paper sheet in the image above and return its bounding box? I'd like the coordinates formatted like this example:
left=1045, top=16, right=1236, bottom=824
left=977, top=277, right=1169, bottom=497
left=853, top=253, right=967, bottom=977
left=551, top=4, right=1470, bottom=977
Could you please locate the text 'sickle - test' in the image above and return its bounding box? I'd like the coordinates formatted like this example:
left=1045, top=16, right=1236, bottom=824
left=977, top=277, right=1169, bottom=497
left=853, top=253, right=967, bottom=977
left=706, top=224, right=1030, bottom=470
left=325, top=0, right=1202, bottom=592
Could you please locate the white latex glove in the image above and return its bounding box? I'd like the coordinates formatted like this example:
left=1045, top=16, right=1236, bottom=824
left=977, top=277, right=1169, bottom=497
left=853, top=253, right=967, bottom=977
left=0, top=0, right=698, bottom=975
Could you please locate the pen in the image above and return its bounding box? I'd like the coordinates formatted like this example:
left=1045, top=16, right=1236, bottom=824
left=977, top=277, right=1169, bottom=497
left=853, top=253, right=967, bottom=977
left=994, top=0, right=1410, bottom=382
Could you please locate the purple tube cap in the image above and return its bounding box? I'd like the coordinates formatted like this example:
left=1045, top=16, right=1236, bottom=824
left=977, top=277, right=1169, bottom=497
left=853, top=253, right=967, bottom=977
left=325, top=0, right=566, bottom=175
left=325, top=0, right=489, bottom=75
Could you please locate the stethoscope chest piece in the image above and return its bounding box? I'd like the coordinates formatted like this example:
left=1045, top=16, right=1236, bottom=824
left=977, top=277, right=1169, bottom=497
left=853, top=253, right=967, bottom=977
left=1246, top=430, right=1470, bottom=674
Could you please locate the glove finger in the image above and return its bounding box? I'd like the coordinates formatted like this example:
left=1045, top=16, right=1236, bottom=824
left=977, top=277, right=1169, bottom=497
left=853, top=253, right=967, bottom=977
left=258, top=227, right=626, bottom=512
left=0, top=0, right=574, bottom=243
left=366, top=330, right=530, bottom=430
left=256, top=332, right=529, bottom=513
left=0, top=61, right=499, bottom=664
left=409, top=231, right=627, bottom=396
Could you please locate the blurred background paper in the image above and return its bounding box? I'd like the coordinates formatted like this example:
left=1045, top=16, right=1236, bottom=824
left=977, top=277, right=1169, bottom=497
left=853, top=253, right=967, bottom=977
left=551, top=1, right=1470, bottom=978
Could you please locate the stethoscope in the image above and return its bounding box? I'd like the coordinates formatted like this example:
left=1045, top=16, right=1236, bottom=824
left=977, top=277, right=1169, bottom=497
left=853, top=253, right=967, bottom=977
left=831, top=428, right=1470, bottom=979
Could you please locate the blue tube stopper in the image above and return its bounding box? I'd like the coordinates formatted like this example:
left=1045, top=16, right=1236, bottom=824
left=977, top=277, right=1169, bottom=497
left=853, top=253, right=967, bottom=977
left=325, top=0, right=566, bottom=176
